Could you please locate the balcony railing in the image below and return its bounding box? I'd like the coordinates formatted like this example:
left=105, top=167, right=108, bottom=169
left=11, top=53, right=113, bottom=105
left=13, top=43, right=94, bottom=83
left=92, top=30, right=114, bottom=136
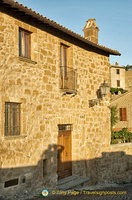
left=60, top=66, right=77, bottom=94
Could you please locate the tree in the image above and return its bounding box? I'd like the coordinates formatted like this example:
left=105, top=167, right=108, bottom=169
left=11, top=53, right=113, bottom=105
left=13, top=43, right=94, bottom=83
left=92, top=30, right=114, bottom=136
left=110, top=106, right=119, bottom=132
left=122, top=65, right=132, bottom=71
left=118, top=128, right=132, bottom=143
left=111, top=128, right=132, bottom=144
left=110, top=87, right=126, bottom=95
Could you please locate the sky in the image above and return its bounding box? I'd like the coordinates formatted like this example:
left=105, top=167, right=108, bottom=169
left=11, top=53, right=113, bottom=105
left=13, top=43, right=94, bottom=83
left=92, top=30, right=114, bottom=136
left=17, top=0, right=132, bottom=66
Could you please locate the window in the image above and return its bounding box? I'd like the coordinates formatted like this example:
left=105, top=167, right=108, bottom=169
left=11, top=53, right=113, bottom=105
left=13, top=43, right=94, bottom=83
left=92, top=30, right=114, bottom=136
left=117, top=80, right=120, bottom=87
left=5, top=102, right=21, bottom=136
left=60, top=44, right=68, bottom=78
left=60, top=44, right=76, bottom=92
left=19, top=28, right=31, bottom=59
left=4, top=179, right=18, bottom=188
left=120, top=108, right=127, bottom=121
left=116, top=69, right=120, bottom=74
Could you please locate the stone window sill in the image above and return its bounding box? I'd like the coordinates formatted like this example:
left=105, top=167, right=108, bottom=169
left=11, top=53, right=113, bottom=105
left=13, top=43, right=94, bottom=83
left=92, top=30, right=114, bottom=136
left=18, top=56, right=37, bottom=64
left=4, top=135, right=27, bottom=140
left=60, top=88, right=77, bottom=96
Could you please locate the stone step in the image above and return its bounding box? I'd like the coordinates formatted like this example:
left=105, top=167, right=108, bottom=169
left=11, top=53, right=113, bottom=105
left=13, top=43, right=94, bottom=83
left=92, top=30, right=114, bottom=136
left=58, top=176, right=78, bottom=186
left=57, top=176, right=90, bottom=190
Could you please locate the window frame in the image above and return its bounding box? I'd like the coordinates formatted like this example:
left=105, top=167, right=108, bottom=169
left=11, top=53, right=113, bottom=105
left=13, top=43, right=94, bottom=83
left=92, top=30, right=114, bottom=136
left=60, top=44, right=68, bottom=78
left=19, top=28, right=31, bottom=59
left=5, top=102, right=21, bottom=136
left=120, top=108, right=127, bottom=121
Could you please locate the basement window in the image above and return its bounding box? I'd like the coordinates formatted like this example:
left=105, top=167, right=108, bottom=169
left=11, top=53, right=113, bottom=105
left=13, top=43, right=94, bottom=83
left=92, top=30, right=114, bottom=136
left=4, top=178, right=18, bottom=188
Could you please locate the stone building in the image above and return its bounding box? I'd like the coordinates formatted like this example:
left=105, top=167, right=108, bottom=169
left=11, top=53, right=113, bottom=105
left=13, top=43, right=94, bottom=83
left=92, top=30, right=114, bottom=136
left=111, top=62, right=126, bottom=89
left=126, top=70, right=132, bottom=90
left=111, top=89, right=132, bottom=132
left=0, top=0, right=131, bottom=198
left=111, top=62, right=132, bottom=90
left=110, top=63, right=132, bottom=134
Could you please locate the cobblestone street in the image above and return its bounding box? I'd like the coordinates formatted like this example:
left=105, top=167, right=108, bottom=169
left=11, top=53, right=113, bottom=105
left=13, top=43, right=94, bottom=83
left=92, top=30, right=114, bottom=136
left=25, top=183, right=132, bottom=200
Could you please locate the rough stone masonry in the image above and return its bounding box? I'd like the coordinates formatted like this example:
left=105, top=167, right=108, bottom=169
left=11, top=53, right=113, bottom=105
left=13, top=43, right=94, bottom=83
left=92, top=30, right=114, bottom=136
left=0, top=0, right=131, bottom=198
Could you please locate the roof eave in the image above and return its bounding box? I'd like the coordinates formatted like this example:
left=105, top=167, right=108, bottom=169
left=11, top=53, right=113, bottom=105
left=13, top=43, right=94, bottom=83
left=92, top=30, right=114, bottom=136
left=1, top=0, right=121, bottom=56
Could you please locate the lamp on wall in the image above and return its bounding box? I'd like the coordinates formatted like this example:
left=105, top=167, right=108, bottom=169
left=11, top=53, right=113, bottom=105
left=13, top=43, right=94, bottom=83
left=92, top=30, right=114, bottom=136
left=89, top=80, right=109, bottom=107
left=100, top=80, right=109, bottom=96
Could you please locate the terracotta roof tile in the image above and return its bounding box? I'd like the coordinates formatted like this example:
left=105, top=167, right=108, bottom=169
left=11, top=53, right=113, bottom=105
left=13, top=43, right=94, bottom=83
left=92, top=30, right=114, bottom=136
left=1, top=0, right=121, bottom=55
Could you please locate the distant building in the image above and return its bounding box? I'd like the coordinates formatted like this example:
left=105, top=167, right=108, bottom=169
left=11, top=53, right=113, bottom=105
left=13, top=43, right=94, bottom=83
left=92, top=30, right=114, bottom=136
left=111, top=62, right=132, bottom=90
left=111, top=62, right=126, bottom=89
left=125, top=70, right=132, bottom=90
left=111, top=89, right=132, bottom=133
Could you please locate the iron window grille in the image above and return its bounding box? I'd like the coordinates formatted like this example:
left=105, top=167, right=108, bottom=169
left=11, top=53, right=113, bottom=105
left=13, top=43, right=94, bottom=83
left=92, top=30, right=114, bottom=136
left=58, top=124, right=72, bottom=131
left=5, top=102, right=21, bottom=136
left=60, top=66, right=77, bottom=91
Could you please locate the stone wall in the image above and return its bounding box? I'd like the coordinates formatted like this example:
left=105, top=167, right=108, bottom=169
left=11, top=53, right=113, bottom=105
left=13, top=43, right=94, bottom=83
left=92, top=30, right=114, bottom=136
left=125, top=70, right=132, bottom=90
left=0, top=11, right=111, bottom=196
left=96, top=143, right=132, bottom=184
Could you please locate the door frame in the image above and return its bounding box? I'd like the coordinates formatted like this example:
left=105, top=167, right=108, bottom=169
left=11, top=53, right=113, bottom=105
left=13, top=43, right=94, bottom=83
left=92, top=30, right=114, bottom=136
left=57, top=124, right=72, bottom=180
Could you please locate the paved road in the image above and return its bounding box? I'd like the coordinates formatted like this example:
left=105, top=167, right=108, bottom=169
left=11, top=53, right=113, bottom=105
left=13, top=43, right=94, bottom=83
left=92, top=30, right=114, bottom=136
left=1, top=183, right=132, bottom=200
left=26, top=183, right=132, bottom=200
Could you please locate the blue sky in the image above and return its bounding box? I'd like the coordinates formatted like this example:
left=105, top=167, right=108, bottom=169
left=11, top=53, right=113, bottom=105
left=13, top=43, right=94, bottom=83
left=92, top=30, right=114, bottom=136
left=17, top=0, right=132, bottom=66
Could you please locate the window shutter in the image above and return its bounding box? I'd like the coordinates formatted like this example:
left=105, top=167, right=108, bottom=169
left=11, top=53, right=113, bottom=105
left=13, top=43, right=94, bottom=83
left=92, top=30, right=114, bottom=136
left=120, top=108, right=127, bottom=121
left=120, top=108, right=122, bottom=121
left=117, top=80, right=120, bottom=87
left=27, top=33, right=31, bottom=59
left=122, top=108, right=127, bottom=121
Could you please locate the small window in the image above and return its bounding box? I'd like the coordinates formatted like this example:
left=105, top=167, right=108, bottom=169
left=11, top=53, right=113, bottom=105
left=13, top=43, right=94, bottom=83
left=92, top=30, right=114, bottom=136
left=4, top=178, right=18, bottom=188
left=19, top=28, right=31, bottom=59
left=117, top=80, right=120, bottom=87
left=120, top=108, right=127, bottom=121
left=5, top=102, right=21, bottom=136
left=116, top=69, right=120, bottom=74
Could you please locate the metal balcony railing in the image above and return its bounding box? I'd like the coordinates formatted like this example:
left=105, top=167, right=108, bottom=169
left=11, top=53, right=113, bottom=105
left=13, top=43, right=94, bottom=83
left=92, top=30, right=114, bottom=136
left=60, top=66, right=77, bottom=93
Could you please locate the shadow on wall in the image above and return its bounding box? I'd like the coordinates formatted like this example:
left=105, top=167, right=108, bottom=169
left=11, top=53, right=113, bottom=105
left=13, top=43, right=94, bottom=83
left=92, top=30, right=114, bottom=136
left=0, top=144, right=132, bottom=197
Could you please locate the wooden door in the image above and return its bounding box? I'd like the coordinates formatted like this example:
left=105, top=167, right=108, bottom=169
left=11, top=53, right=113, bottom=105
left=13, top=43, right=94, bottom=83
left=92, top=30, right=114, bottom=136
left=57, top=130, right=72, bottom=180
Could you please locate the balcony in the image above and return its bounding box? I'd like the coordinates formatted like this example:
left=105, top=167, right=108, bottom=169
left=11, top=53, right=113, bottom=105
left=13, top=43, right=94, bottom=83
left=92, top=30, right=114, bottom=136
left=60, top=66, right=77, bottom=95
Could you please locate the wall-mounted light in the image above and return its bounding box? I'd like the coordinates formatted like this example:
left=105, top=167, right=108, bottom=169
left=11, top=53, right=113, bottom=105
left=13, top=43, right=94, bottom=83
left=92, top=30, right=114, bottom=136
left=100, top=80, right=109, bottom=97
left=89, top=80, right=109, bottom=107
